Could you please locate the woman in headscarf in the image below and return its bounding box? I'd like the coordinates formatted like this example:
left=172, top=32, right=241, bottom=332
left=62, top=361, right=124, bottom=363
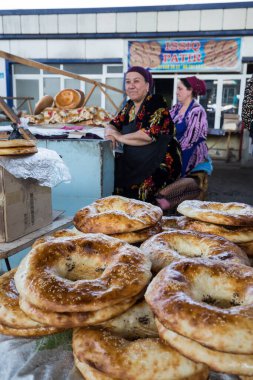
left=105, top=66, right=182, bottom=204
left=156, top=76, right=213, bottom=211
left=170, top=76, right=211, bottom=177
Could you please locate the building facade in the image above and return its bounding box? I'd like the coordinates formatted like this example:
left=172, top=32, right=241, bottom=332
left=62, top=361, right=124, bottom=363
left=0, top=1, right=253, bottom=131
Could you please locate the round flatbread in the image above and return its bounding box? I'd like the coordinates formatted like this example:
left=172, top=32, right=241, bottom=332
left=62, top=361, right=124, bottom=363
left=34, top=95, right=54, bottom=115
left=0, top=139, right=36, bottom=148
left=0, top=146, right=38, bottom=155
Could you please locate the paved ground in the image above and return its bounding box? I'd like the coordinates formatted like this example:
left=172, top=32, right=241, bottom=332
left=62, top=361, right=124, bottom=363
left=207, top=159, right=253, bottom=205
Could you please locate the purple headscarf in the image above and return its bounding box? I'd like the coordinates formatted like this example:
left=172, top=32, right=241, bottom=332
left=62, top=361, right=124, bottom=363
left=126, top=66, right=154, bottom=92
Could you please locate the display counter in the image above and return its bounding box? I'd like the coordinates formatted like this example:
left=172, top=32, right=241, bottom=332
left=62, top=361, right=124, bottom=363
left=37, top=139, right=115, bottom=216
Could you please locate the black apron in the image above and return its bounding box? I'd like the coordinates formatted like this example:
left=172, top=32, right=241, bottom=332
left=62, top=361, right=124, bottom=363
left=115, top=119, right=171, bottom=188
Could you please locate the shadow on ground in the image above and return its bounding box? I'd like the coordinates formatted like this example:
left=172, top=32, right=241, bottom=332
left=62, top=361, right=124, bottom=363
left=207, top=160, right=253, bottom=205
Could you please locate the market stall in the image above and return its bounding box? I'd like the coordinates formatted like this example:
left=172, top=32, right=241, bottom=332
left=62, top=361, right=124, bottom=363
left=0, top=125, right=115, bottom=217
left=0, top=196, right=253, bottom=380
left=0, top=51, right=122, bottom=275
left=0, top=51, right=123, bottom=215
left=1, top=51, right=253, bottom=380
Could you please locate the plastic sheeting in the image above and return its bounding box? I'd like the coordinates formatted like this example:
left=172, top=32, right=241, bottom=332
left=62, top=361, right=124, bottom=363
left=0, top=331, right=82, bottom=380
left=0, top=331, right=243, bottom=380
left=0, top=148, right=71, bottom=187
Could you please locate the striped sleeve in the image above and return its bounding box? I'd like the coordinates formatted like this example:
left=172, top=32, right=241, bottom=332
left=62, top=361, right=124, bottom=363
left=180, top=103, right=208, bottom=151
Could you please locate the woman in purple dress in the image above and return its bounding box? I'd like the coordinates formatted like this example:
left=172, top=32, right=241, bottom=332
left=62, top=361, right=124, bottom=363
left=170, top=76, right=211, bottom=177
left=156, top=76, right=212, bottom=211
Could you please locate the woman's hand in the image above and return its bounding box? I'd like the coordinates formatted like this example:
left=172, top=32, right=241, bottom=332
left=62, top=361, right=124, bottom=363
left=119, top=129, right=153, bottom=146
left=106, top=128, right=122, bottom=140
left=104, top=125, right=121, bottom=149
left=105, top=125, right=123, bottom=145
left=105, top=124, right=119, bottom=138
left=105, top=124, right=152, bottom=146
left=106, top=134, right=117, bottom=150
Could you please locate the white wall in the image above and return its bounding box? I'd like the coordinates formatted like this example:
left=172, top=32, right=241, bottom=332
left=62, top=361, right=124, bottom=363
left=0, top=5, right=252, bottom=60
left=1, top=6, right=253, bottom=35
left=1, top=35, right=252, bottom=61
left=0, top=39, right=124, bottom=60
left=242, top=36, right=253, bottom=57
left=0, top=5, right=252, bottom=98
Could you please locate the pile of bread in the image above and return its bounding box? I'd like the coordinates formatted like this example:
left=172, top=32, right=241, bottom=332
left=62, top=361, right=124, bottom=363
left=34, top=89, right=86, bottom=114
left=0, top=138, right=37, bottom=156
left=73, top=195, right=163, bottom=244
left=26, top=89, right=113, bottom=127
left=1, top=195, right=253, bottom=380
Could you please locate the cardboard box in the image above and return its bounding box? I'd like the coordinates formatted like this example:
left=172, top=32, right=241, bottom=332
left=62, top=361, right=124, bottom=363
left=0, top=167, right=52, bottom=242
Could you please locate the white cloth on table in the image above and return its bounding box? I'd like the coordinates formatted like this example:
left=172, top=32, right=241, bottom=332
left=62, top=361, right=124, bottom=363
left=0, top=331, right=82, bottom=380
left=0, top=148, right=71, bottom=187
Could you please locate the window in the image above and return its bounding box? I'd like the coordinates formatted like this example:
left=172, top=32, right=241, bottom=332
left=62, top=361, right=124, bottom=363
left=85, top=81, right=102, bottom=107
left=105, top=78, right=124, bottom=115
left=200, top=80, right=218, bottom=129
left=107, top=65, right=123, bottom=74
left=14, top=65, right=39, bottom=74
left=15, top=79, right=39, bottom=114
left=221, top=79, right=240, bottom=127
left=44, top=78, right=61, bottom=99
left=63, top=63, right=103, bottom=75
left=12, top=63, right=124, bottom=114
left=42, top=64, right=61, bottom=75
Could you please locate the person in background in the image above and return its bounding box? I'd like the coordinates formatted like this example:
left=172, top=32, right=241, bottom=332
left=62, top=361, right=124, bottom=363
left=156, top=76, right=213, bottom=212
left=242, top=75, right=253, bottom=146
left=105, top=66, right=182, bottom=204
left=170, top=76, right=211, bottom=177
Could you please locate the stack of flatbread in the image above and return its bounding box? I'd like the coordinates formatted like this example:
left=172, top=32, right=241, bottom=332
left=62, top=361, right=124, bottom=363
left=0, top=139, right=37, bottom=156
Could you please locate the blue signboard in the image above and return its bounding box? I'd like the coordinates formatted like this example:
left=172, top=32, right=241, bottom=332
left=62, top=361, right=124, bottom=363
left=128, top=38, right=241, bottom=72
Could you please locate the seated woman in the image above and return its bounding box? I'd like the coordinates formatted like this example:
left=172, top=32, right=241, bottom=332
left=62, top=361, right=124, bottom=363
left=105, top=66, right=182, bottom=204
left=156, top=76, right=213, bottom=211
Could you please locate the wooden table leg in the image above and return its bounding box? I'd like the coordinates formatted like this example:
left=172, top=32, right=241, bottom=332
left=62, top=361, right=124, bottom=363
left=226, top=131, right=232, bottom=162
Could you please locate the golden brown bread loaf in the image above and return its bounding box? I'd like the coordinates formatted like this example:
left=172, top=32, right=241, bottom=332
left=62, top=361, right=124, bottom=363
left=0, top=269, right=62, bottom=336
left=0, top=146, right=37, bottom=156
left=54, top=89, right=81, bottom=109
left=99, top=299, right=158, bottom=339
left=14, top=233, right=152, bottom=313
left=34, top=95, right=54, bottom=114
left=145, top=259, right=253, bottom=354
left=238, top=240, right=253, bottom=257
left=19, top=295, right=140, bottom=329
left=140, top=229, right=250, bottom=273
left=0, top=139, right=36, bottom=148
left=177, top=200, right=253, bottom=226
left=72, top=327, right=209, bottom=380
left=73, top=195, right=162, bottom=234
left=109, top=221, right=162, bottom=244
left=32, top=228, right=79, bottom=248
left=176, top=216, right=253, bottom=243
left=156, top=320, right=253, bottom=377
